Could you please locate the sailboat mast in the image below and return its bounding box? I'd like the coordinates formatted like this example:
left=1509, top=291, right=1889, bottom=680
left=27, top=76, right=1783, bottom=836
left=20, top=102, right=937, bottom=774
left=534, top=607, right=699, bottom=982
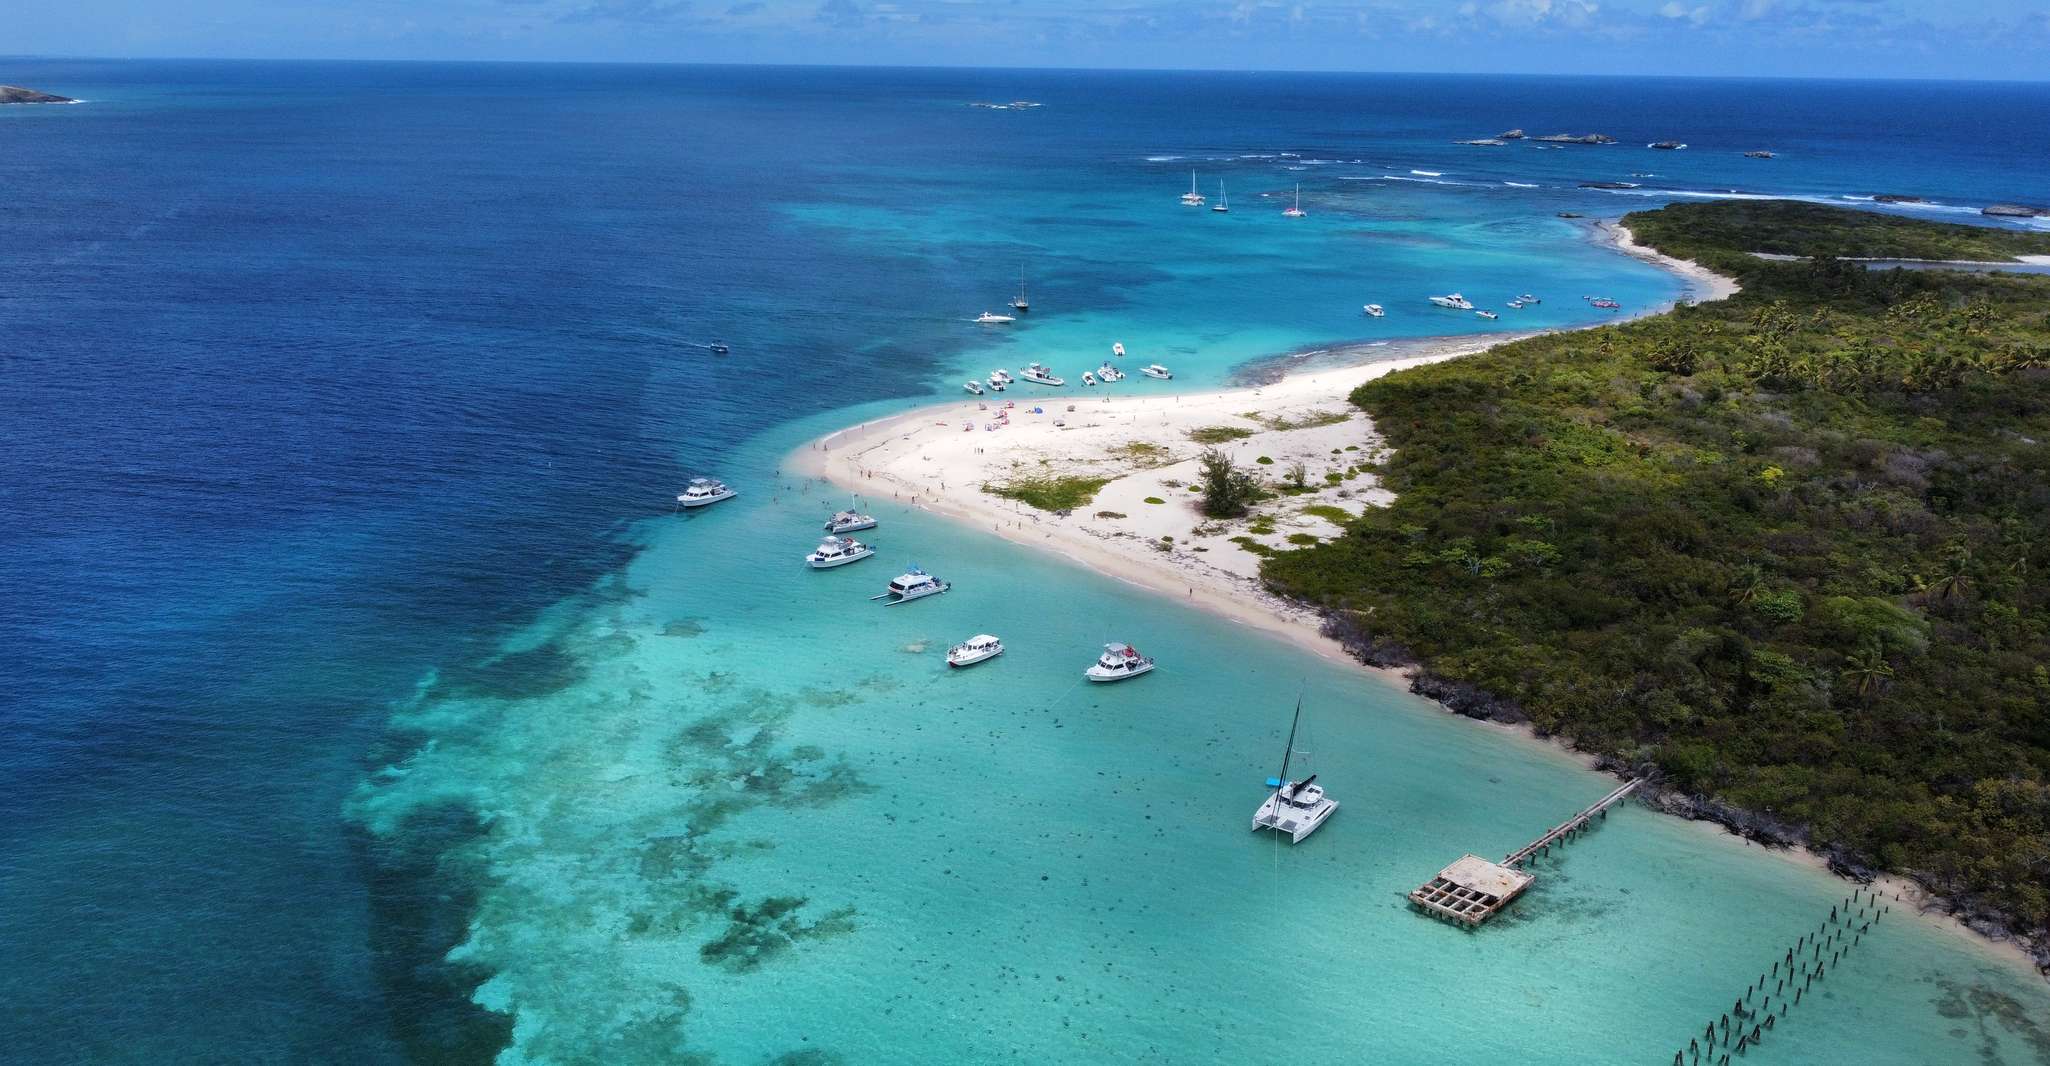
left=1276, top=693, right=1303, bottom=786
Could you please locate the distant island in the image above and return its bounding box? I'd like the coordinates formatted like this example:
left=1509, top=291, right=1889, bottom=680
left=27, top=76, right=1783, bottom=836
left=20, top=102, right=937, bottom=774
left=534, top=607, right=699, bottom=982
left=1, top=85, right=76, bottom=104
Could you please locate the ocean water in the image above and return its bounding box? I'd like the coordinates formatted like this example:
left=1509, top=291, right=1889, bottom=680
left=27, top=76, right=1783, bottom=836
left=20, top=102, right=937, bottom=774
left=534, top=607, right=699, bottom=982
left=3, top=61, right=2048, bottom=1064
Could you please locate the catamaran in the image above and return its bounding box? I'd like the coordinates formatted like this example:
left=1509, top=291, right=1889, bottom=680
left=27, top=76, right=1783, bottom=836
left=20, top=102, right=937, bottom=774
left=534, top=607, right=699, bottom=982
left=1429, top=293, right=1475, bottom=310
left=1020, top=362, right=1065, bottom=386
left=1251, top=694, right=1339, bottom=844
left=824, top=505, right=877, bottom=534
left=806, top=535, right=875, bottom=569
left=1140, top=363, right=1173, bottom=380
left=1282, top=183, right=1306, bottom=218
left=676, top=478, right=736, bottom=509
left=873, top=567, right=951, bottom=605
left=1085, top=643, right=1155, bottom=682
left=946, top=634, right=1005, bottom=668
left=1211, top=179, right=1229, bottom=213
left=1181, top=170, right=1206, bottom=206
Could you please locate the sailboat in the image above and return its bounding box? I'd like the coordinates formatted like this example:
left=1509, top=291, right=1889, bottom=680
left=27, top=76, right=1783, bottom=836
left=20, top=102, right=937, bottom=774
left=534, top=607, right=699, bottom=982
left=1251, top=694, right=1339, bottom=843
left=1211, top=179, right=1229, bottom=213
left=1180, top=171, right=1206, bottom=207
left=1283, top=183, right=1305, bottom=218
left=1011, top=266, right=1029, bottom=313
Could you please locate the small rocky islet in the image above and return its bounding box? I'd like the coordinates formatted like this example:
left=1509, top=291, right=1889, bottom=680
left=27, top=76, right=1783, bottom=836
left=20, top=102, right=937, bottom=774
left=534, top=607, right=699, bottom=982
left=2, top=85, right=76, bottom=104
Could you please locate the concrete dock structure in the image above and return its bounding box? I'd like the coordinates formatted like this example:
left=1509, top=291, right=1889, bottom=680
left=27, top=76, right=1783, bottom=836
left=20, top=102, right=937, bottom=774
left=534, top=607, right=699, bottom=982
left=1408, top=779, right=1641, bottom=926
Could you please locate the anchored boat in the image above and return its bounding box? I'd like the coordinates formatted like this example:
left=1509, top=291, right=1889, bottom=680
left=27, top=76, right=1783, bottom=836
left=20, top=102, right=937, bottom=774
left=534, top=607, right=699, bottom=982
left=947, top=634, right=1005, bottom=668
left=874, top=567, right=950, bottom=605
left=676, top=478, right=736, bottom=509
left=1020, top=362, right=1065, bottom=386
left=1429, top=292, right=1475, bottom=310
left=1363, top=303, right=1386, bottom=317
left=1251, top=694, right=1339, bottom=843
left=1140, top=363, right=1173, bottom=380
left=1085, top=642, right=1155, bottom=682
left=806, top=535, right=875, bottom=569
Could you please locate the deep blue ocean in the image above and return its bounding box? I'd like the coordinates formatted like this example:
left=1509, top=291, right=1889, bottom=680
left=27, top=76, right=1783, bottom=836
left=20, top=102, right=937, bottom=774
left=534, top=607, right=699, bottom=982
left=4, top=61, right=2048, bottom=1064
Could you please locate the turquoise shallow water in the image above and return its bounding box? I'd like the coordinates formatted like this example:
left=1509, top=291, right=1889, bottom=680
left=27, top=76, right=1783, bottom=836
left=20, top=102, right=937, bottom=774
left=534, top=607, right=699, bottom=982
left=8, top=61, right=2050, bottom=1064
left=350, top=409, right=2050, bottom=1064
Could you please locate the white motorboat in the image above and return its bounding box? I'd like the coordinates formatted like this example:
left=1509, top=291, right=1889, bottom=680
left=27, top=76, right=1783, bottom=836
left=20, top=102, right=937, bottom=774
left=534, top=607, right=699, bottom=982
left=989, top=368, right=1014, bottom=385
left=1098, top=363, right=1123, bottom=382
left=1476, top=310, right=1498, bottom=320
left=1251, top=695, right=1339, bottom=843
left=1113, top=342, right=1126, bottom=358
left=1363, top=304, right=1386, bottom=318
left=1520, top=293, right=1541, bottom=304
left=1082, top=372, right=1098, bottom=386
left=1282, top=183, right=1306, bottom=218
left=1140, top=363, right=1173, bottom=380
left=986, top=376, right=1007, bottom=392
left=1429, top=293, right=1475, bottom=310
left=806, top=535, right=875, bottom=569
left=1180, top=170, right=1206, bottom=207
left=1507, top=299, right=1526, bottom=309
left=1085, top=642, right=1155, bottom=682
left=1020, top=362, right=1065, bottom=386
left=676, top=478, right=736, bottom=509
left=975, top=311, right=1016, bottom=325
left=874, top=567, right=951, bottom=605
left=823, top=507, right=877, bottom=534
left=946, top=634, right=1005, bottom=668
left=1211, top=179, right=1229, bottom=213
left=964, top=380, right=985, bottom=395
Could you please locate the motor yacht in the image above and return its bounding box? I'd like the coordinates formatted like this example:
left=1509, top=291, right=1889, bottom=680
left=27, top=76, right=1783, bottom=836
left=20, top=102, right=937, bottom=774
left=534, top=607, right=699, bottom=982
left=1363, top=304, right=1385, bottom=318
left=676, top=478, right=736, bottom=509
left=1476, top=310, right=1499, bottom=320
left=1085, top=643, right=1156, bottom=682
left=1251, top=695, right=1339, bottom=843
left=946, top=634, right=1005, bottom=668
left=975, top=312, right=1016, bottom=325
left=1140, top=363, right=1173, bottom=380
left=806, top=535, right=875, bottom=569
left=1020, top=362, right=1065, bottom=386
left=874, top=567, right=951, bottom=605
left=1429, top=293, right=1475, bottom=310
left=824, top=507, right=877, bottom=534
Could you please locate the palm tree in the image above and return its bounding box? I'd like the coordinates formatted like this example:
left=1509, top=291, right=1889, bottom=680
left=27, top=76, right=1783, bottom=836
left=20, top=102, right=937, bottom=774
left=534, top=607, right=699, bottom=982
left=1728, top=563, right=1766, bottom=606
left=1930, top=545, right=1972, bottom=605
left=1841, top=641, right=1894, bottom=702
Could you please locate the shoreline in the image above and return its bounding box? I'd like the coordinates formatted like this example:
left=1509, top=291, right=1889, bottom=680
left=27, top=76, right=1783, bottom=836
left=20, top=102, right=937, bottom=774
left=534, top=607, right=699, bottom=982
left=787, top=219, right=2045, bottom=982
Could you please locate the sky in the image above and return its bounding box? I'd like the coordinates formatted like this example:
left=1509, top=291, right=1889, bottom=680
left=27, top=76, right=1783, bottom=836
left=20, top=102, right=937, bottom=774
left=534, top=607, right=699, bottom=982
left=9, top=0, right=2049, bottom=81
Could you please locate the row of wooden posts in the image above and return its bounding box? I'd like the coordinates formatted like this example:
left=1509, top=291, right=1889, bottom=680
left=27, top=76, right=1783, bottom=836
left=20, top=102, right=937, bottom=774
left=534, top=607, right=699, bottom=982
left=1670, top=884, right=1894, bottom=1064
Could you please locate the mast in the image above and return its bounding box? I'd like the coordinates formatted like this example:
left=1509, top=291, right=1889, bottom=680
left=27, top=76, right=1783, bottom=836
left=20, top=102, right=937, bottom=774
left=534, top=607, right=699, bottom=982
left=1275, top=692, right=1303, bottom=789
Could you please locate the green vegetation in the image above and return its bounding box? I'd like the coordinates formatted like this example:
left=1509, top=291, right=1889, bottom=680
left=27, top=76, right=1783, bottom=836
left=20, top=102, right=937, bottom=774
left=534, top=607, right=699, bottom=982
left=1286, top=533, right=1320, bottom=546
left=1301, top=504, right=1353, bottom=524
left=1198, top=448, right=1264, bottom=518
left=1110, top=440, right=1171, bottom=464
left=1230, top=536, right=1276, bottom=558
left=1255, top=455, right=1274, bottom=465
left=1253, top=408, right=1353, bottom=431
left=1093, top=510, right=1127, bottom=520
left=982, top=475, right=1110, bottom=512
left=1265, top=200, right=2050, bottom=938
left=1189, top=425, right=1255, bottom=444
left=1142, top=496, right=1166, bottom=505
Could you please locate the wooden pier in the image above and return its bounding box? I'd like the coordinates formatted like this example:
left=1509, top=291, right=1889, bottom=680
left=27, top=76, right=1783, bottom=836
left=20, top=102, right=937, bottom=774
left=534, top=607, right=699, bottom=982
left=1408, top=779, right=1641, bottom=927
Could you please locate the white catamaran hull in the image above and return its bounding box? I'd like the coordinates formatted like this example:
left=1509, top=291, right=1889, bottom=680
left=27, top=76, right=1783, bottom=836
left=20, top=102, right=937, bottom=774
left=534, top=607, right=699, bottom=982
left=1252, top=794, right=1339, bottom=843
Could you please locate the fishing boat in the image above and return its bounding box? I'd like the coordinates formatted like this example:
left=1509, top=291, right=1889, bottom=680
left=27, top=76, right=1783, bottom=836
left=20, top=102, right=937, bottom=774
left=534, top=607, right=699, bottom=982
left=1113, top=342, right=1126, bottom=358
left=1363, top=304, right=1386, bottom=318
left=823, top=506, right=877, bottom=534
left=1520, top=293, right=1541, bottom=304
left=1097, top=362, right=1124, bottom=382
left=1211, top=179, right=1229, bottom=213
left=964, top=380, right=985, bottom=395
left=1429, top=293, right=1475, bottom=310
left=986, top=376, right=1007, bottom=392
left=806, top=535, right=875, bottom=569
left=873, top=567, right=950, bottom=605
left=1020, top=362, right=1065, bottom=386
left=1140, top=363, right=1173, bottom=380
left=990, top=368, right=1014, bottom=385
left=1011, top=267, right=1030, bottom=313
left=1507, top=299, right=1526, bottom=309
left=1282, top=183, right=1306, bottom=218
left=676, top=478, right=736, bottom=509
left=975, top=311, right=1015, bottom=325
left=1181, top=170, right=1206, bottom=207
left=1476, top=310, right=1498, bottom=320
left=1251, top=694, right=1339, bottom=843
left=946, top=634, right=1005, bottom=668
left=1082, top=372, right=1098, bottom=386
left=1085, top=643, right=1155, bottom=682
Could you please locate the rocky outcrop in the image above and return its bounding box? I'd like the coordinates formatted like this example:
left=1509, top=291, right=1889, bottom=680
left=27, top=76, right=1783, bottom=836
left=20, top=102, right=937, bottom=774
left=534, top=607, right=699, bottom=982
left=1498, top=128, right=1526, bottom=140
left=1457, top=138, right=1508, bottom=146
left=1744, top=150, right=1775, bottom=159
left=1983, top=203, right=2044, bottom=218
left=1535, top=132, right=1617, bottom=144
left=1873, top=194, right=1926, bottom=204
left=1579, top=181, right=1641, bottom=190
left=0, top=85, right=75, bottom=104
